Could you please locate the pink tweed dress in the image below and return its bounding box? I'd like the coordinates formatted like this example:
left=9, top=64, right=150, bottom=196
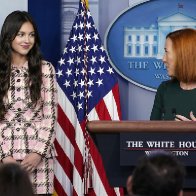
left=0, top=61, right=57, bottom=194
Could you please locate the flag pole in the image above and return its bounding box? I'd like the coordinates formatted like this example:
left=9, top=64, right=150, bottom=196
left=83, top=0, right=89, bottom=8
left=82, top=0, right=93, bottom=194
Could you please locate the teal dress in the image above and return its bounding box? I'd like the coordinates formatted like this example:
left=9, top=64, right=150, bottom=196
left=150, top=79, right=196, bottom=120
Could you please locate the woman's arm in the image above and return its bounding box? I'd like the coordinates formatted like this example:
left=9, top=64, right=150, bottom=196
left=150, top=83, right=165, bottom=120
left=32, top=61, right=58, bottom=157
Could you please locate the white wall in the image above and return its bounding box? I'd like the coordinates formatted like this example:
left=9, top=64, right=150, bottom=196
left=0, top=0, right=27, bottom=29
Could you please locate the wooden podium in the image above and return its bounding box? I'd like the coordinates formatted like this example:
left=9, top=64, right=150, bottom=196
left=87, top=120, right=196, bottom=196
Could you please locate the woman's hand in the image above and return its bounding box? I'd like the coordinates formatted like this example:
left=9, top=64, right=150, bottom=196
left=190, top=111, right=196, bottom=121
left=2, top=156, right=17, bottom=163
left=175, top=111, right=196, bottom=121
left=21, top=152, right=42, bottom=173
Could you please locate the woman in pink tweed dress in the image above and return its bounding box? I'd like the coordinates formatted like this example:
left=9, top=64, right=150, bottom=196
left=0, top=11, right=57, bottom=195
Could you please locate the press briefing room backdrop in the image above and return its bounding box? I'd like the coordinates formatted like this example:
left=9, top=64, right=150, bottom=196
left=0, top=0, right=196, bottom=120
left=1, top=0, right=195, bottom=120
left=0, top=0, right=163, bottom=121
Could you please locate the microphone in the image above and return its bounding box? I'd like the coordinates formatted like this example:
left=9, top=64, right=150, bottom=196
left=172, top=108, right=176, bottom=119
left=161, top=108, right=165, bottom=120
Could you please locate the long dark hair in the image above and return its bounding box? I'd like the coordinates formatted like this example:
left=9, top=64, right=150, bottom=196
left=0, top=11, right=43, bottom=119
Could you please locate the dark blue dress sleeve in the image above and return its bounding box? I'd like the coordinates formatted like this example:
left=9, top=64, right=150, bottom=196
left=150, top=82, right=165, bottom=120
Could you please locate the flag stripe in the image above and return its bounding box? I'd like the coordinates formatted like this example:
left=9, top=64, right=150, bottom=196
left=103, top=89, right=119, bottom=120
left=58, top=105, right=75, bottom=147
left=54, top=162, right=71, bottom=196
left=56, top=122, right=74, bottom=165
left=54, top=138, right=73, bottom=182
left=112, top=83, right=122, bottom=119
left=95, top=99, right=111, bottom=120
left=88, top=107, right=99, bottom=121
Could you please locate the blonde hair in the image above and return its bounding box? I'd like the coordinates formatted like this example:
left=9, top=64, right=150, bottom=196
left=166, top=28, right=196, bottom=82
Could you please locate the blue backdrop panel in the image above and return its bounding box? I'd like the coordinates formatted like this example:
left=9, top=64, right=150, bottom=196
left=28, top=0, right=61, bottom=67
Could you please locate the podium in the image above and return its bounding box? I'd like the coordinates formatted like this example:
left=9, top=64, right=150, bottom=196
left=87, top=121, right=196, bottom=195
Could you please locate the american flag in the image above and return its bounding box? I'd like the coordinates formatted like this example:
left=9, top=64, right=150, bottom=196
left=54, top=0, right=123, bottom=195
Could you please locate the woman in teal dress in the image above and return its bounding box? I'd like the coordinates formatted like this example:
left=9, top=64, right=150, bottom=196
left=150, top=28, right=196, bottom=121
